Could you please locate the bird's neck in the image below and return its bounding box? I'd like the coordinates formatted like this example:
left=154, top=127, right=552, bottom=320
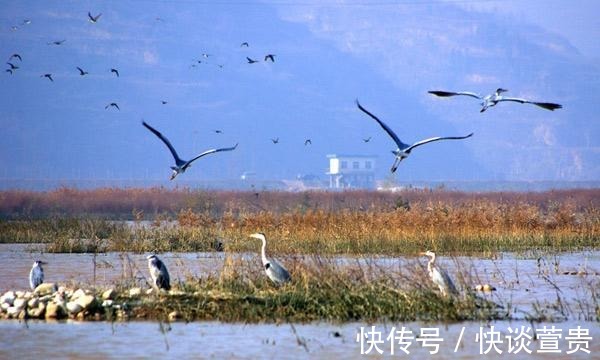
left=428, top=255, right=436, bottom=272
left=261, top=237, right=268, bottom=265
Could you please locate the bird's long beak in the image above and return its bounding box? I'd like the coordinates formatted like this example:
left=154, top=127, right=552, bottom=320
left=40, top=261, right=48, bottom=264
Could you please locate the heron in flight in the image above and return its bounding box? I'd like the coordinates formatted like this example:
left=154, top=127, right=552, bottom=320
left=88, top=12, right=102, bottom=23
left=147, top=255, right=170, bottom=291
left=48, top=40, right=66, bottom=46
left=363, top=136, right=371, bottom=143
left=246, top=57, right=259, bottom=64
left=41, top=73, right=54, bottom=82
left=29, top=260, right=46, bottom=290
left=6, top=62, right=18, bottom=70
left=110, top=68, right=119, bottom=77
left=356, top=100, right=473, bottom=172
left=142, top=121, right=238, bottom=180
left=421, top=251, right=458, bottom=297
left=76, top=66, right=89, bottom=76
left=249, top=233, right=291, bottom=285
left=428, top=88, right=562, bottom=113
left=8, top=54, right=22, bottom=61
left=271, top=137, right=279, bottom=144
left=105, top=102, right=120, bottom=110
left=264, top=54, right=275, bottom=62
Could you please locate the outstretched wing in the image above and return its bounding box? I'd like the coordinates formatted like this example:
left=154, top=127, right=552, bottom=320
left=356, top=100, right=410, bottom=150
left=428, top=91, right=482, bottom=99
left=405, top=133, right=473, bottom=153
left=187, top=143, right=238, bottom=165
left=142, top=121, right=185, bottom=166
left=497, top=97, right=562, bottom=111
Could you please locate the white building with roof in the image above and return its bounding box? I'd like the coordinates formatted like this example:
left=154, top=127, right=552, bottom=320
left=326, top=154, right=376, bottom=189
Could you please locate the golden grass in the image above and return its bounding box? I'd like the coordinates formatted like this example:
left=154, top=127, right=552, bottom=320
left=0, top=188, right=597, bottom=254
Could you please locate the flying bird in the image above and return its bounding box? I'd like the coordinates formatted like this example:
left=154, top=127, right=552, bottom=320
left=201, top=53, right=210, bottom=58
left=110, top=68, right=119, bottom=77
left=421, top=251, right=458, bottom=297
left=88, top=12, right=102, bottom=23
left=214, top=129, right=223, bottom=134
left=240, top=42, right=249, bottom=47
left=76, top=66, right=89, bottom=76
left=41, top=73, right=53, bottom=82
left=48, top=40, right=66, bottom=45
left=304, top=139, right=312, bottom=146
left=246, top=57, right=259, bottom=64
left=264, top=54, right=275, bottom=62
left=161, top=100, right=168, bottom=105
left=356, top=100, right=473, bottom=173
left=6, top=62, right=18, bottom=70
left=142, top=121, right=238, bottom=180
left=22, top=19, right=31, bottom=25
left=147, top=255, right=170, bottom=291
left=249, top=233, right=291, bottom=285
left=363, top=137, right=371, bottom=143
left=105, top=102, right=120, bottom=110
left=5, top=69, right=12, bottom=75
left=428, top=88, right=562, bottom=112
left=29, top=260, right=46, bottom=290
left=8, top=54, right=22, bottom=61
left=271, top=137, right=279, bottom=144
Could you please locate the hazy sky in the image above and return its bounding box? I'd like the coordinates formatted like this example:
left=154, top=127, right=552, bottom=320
left=1, top=0, right=598, bottom=187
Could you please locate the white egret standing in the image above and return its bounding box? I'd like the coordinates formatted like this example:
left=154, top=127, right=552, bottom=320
left=147, top=255, right=170, bottom=291
left=421, top=251, right=458, bottom=297
left=428, top=88, right=562, bottom=113
left=249, top=233, right=291, bottom=285
left=356, top=100, right=473, bottom=172
left=29, top=260, right=46, bottom=290
left=142, top=121, right=238, bottom=180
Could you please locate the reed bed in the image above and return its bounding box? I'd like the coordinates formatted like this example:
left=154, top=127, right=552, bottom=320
left=1, top=187, right=598, bottom=219
left=118, top=255, right=503, bottom=323
left=1, top=196, right=597, bottom=254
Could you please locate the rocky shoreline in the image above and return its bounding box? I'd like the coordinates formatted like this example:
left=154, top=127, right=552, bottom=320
left=0, top=283, right=184, bottom=322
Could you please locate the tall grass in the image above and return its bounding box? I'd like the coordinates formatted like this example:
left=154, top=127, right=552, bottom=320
left=0, top=188, right=597, bottom=253
left=1, top=187, right=598, bottom=219
left=123, top=255, right=502, bottom=322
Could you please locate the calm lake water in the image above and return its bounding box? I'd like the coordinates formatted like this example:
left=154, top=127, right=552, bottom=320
left=0, top=320, right=598, bottom=358
left=0, top=244, right=598, bottom=358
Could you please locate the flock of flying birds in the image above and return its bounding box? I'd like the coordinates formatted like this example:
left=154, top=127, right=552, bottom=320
left=5, top=12, right=564, bottom=179
left=16, top=11, right=563, bottom=295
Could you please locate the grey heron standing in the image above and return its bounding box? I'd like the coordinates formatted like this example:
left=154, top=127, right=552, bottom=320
left=29, top=260, right=46, bottom=290
left=147, top=255, right=170, bottom=291
left=421, top=251, right=458, bottom=297
left=428, top=88, right=562, bottom=113
left=356, top=100, right=473, bottom=172
left=249, top=233, right=291, bottom=285
left=142, top=121, right=238, bottom=180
